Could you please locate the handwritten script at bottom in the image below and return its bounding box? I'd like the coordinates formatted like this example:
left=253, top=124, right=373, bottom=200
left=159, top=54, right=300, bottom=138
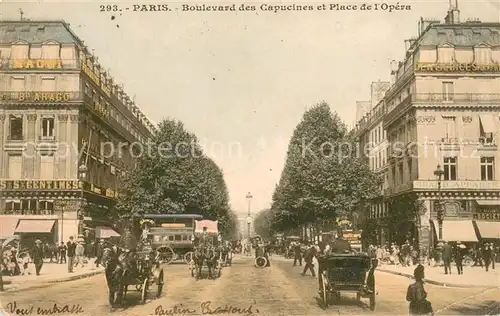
left=155, top=301, right=259, bottom=315
left=6, top=301, right=85, bottom=315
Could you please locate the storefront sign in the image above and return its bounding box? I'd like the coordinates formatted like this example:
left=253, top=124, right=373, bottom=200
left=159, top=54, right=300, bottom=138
left=82, top=62, right=100, bottom=85
left=414, top=62, right=500, bottom=73
left=16, top=92, right=72, bottom=102
left=344, top=233, right=361, bottom=244
left=10, top=59, right=63, bottom=69
left=82, top=182, right=120, bottom=199
left=473, top=209, right=500, bottom=221
left=0, top=180, right=82, bottom=190
left=413, top=181, right=500, bottom=190
left=94, top=103, right=110, bottom=117
left=101, top=83, right=111, bottom=97
left=161, top=223, right=186, bottom=228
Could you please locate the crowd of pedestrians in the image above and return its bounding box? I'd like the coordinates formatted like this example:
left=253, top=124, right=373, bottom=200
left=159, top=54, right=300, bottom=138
left=1, top=236, right=108, bottom=277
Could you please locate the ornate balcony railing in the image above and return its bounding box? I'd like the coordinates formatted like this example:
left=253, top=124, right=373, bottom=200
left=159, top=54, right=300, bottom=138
left=412, top=93, right=500, bottom=104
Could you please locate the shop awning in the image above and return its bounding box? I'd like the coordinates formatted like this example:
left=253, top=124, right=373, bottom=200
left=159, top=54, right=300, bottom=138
left=475, top=221, right=500, bottom=239
left=476, top=200, right=500, bottom=206
left=14, top=220, right=55, bottom=233
left=96, top=226, right=120, bottom=238
left=0, top=218, right=20, bottom=239
left=432, top=220, right=478, bottom=242
left=479, top=115, right=497, bottom=133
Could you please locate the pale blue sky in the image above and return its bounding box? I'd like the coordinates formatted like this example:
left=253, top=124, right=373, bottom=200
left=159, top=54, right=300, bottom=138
left=1, top=0, right=498, bottom=216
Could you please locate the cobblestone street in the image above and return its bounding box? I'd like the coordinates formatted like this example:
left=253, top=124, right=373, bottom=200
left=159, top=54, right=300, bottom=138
left=1, top=255, right=498, bottom=315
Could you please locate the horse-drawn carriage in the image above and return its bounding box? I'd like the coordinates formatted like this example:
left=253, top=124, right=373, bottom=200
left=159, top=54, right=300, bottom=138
left=318, top=252, right=377, bottom=310
left=188, top=220, right=223, bottom=280
left=102, top=218, right=164, bottom=309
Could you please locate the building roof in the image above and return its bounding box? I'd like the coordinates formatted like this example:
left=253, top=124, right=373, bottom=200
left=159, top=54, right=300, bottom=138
left=0, top=20, right=81, bottom=45
left=418, top=24, right=500, bottom=47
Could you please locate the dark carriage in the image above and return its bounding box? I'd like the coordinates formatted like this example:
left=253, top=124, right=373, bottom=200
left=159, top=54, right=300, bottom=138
left=318, top=253, right=377, bottom=311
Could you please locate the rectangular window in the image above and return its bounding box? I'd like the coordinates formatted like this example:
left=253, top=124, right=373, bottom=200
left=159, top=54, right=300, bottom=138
left=5, top=200, right=21, bottom=212
left=10, top=77, right=25, bottom=91
left=480, top=157, right=494, bottom=181
left=443, top=157, right=457, bottom=180
left=40, top=152, right=54, bottom=179
left=443, top=116, right=457, bottom=140
left=40, top=77, right=56, bottom=91
left=479, top=115, right=496, bottom=144
left=442, top=82, right=454, bottom=101
left=8, top=154, right=22, bottom=179
left=41, top=117, right=55, bottom=138
left=9, top=115, right=23, bottom=140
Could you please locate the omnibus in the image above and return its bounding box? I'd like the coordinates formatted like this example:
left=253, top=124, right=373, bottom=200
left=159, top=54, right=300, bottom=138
left=143, top=214, right=203, bottom=263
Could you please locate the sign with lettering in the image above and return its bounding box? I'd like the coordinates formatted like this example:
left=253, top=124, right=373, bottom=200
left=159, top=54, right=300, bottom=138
left=94, top=103, right=110, bottom=117
left=473, top=209, right=500, bottom=221
left=82, top=182, right=120, bottom=199
left=82, top=62, right=100, bottom=85
left=414, top=62, right=500, bottom=73
left=344, top=233, right=361, bottom=244
left=0, top=180, right=82, bottom=190
left=10, top=59, right=63, bottom=69
left=413, top=181, right=500, bottom=190
left=0, top=92, right=73, bottom=102
left=161, top=223, right=186, bottom=228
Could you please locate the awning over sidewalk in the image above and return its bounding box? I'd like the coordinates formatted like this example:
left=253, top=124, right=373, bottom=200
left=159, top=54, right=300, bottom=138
left=0, top=218, right=20, bottom=239
left=14, top=220, right=55, bottom=233
left=432, top=220, right=478, bottom=242
left=474, top=221, right=500, bottom=239
left=476, top=200, right=500, bottom=206
left=96, top=226, right=120, bottom=238
left=479, top=115, right=497, bottom=133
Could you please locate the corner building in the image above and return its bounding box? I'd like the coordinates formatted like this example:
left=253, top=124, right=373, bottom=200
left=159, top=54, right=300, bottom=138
left=383, top=4, right=500, bottom=249
left=0, top=20, right=155, bottom=245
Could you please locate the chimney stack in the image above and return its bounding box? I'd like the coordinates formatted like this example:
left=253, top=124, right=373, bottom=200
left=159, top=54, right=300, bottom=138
left=445, top=0, right=460, bottom=24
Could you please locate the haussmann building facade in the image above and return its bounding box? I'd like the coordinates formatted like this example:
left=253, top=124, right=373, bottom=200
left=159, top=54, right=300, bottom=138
left=356, top=3, right=500, bottom=250
left=0, top=20, right=155, bottom=246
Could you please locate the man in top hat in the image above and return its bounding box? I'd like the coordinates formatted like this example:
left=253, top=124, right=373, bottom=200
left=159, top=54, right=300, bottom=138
left=31, top=239, right=44, bottom=276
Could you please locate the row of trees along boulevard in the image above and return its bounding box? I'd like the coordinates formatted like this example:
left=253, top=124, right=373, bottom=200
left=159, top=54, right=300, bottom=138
left=113, top=119, right=240, bottom=248
left=255, top=102, right=382, bottom=246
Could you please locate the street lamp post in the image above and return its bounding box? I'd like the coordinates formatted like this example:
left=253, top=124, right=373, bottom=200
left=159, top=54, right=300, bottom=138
left=433, top=164, right=444, bottom=240
left=246, top=192, right=253, bottom=238
left=77, top=164, right=88, bottom=237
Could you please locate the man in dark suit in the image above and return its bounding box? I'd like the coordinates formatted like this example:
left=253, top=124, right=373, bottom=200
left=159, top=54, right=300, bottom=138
left=31, top=240, right=44, bottom=276
left=442, top=241, right=452, bottom=274
left=454, top=243, right=464, bottom=275
left=302, top=244, right=317, bottom=277
left=67, top=236, right=76, bottom=273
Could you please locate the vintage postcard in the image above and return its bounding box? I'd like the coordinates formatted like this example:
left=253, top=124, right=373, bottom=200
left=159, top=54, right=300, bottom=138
left=0, top=0, right=499, bottom=315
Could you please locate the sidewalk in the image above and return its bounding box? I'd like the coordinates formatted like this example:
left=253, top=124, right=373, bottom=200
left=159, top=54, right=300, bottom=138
left=378, top=263, right=500, bottom=288
left=1, top=262, right=104, bottom=292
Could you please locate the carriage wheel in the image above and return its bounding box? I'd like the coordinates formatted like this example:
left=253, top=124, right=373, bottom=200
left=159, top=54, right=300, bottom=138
left=254, top=256, right=267, bottom=268
left=140, top=278, right=149, bottom=304
left=184, top=252, right=194, bottom=264
left=155, top=269, right=164, bottom=298
left=321, top=273, right=329, bottom=308
left=157, top=246, right=175, bottom=264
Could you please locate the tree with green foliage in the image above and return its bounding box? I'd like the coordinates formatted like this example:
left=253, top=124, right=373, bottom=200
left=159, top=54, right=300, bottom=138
left=115, top=119, right=238, bottom=239
left=270, top=102, right=382, bottom=236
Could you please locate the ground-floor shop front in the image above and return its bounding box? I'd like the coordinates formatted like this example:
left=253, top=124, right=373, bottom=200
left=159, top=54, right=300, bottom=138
left=386, top=187, right=500, bottom=251
left=0, top=181, right=120, bottom=247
